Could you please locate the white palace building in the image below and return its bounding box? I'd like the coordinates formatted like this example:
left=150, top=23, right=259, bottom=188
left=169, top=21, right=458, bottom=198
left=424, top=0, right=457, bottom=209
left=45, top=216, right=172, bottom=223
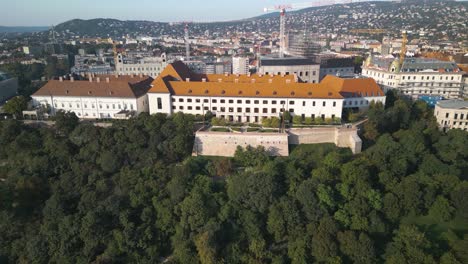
left=148, top=62, right=386, bottom=122
left=31, top=75, right=153, bottom=119
left=362, top=56, right=465, bottom=99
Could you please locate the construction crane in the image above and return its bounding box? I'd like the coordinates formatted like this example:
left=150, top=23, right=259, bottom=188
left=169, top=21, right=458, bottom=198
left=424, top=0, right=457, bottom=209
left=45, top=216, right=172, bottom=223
left=400, top=30, right=408, bottom=66
left=264, top=0, right=362, bottom=58
left=184, top=22, right=190, bottom=61
left=170, top=21, right=193, bottom=61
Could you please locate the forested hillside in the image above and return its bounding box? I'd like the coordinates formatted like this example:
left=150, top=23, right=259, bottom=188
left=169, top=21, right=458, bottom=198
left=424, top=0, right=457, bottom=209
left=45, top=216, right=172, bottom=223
left=0, top=95, right=467, bottom=263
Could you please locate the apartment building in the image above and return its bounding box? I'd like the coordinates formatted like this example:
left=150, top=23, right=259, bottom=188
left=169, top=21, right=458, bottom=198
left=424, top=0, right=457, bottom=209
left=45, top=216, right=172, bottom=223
left=115, top=53, right=168, bottom=78
left=232, top=57, right=249, bottom=75
left=148, top=62, right=386, bottom=123
left=434, top=100, right=468, bottom=131
left=31, top=75, right=153, bottom=119
left=362, top=56, right=465, bottom=99
left=258, top=56, right=320, bottom=84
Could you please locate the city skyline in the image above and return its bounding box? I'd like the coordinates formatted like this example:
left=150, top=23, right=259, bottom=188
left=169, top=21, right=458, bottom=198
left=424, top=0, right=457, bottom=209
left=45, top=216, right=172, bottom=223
left=1, top=0, right=395, bottom=26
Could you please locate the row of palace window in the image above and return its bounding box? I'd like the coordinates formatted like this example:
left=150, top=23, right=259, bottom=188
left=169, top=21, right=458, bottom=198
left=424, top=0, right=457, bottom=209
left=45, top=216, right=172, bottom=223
left=173, top=106, right=296, bottom=114
left=55, top=102, right=134, bottom=110
left=172, top=98, right=336, bottom=107
left=402, top=75, right=457, bottom=81
left=344, top=100, right=369, bottom=106
left=443, top=112, right=468, bottom=120
left=403, top=90, right=456, bottom=95
left=400, top=82, right=458, bottom=87
left=216, top=114, right=333, bottom=123
left=122, top=66, right=163, bottom=71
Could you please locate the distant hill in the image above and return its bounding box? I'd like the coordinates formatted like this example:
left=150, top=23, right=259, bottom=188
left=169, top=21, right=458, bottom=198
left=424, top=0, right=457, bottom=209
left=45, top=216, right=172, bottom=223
left=46, top=0, right=468, bottom=41
left=0, top=26, right=49, bottom=33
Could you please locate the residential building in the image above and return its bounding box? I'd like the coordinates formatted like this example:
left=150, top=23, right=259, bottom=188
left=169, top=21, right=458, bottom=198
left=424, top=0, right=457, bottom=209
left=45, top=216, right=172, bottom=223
left=319, top=58, right=355, bottom=81
left=362, top=56, right=465, bottom=99
left=232, top=57, right=249, bottom=75
left=258, top=56, right=320, bottom=83
left=115, top=53, right=168, bottom=78
left=148, top=62, right=386, bottom=123
left=31, top=75, right=153, bottom=119
left=434, top=100, right=468, bottom=131
left=0, top=71, right=18, bottom=104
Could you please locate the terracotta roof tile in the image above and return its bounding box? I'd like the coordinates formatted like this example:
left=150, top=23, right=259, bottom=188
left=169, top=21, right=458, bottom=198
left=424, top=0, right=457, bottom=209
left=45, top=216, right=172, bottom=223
left=33, top=75, right=153, bottom=98
left=149, top=62, right=384, bottom=99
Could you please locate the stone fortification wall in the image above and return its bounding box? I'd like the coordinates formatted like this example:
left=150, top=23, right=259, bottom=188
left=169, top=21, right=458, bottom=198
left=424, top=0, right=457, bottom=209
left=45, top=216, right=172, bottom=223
left=193, top=132, right=289, bottom=157
left=289, top=127, right=362, bottom=154
left=193, top=126, right=362, bottom=157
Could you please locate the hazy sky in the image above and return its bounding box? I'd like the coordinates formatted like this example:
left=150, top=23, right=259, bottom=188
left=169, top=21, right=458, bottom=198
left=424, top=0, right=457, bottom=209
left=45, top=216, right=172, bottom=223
left=4, top=0, right=465, bottom=27
left=1, top=0, right=392, bottom=26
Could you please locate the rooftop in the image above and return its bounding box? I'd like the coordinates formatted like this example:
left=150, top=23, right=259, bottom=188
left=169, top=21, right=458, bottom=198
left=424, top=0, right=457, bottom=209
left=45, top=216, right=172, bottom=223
left=401, top=58, right=460, bottom=72
left=33, top=75, right=153, bottom=98
left=149, top=62, right=384, bottom=99
left=437, top=100, right=468, bottom=109
left=259, top=56, right=317, bottom=67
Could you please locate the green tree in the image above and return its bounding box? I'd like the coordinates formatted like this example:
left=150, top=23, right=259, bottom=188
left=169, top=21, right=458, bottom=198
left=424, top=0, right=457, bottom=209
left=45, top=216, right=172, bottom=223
left=54, top=110, right=79, bottom=134
left=3, top=96, right=28, bottom=118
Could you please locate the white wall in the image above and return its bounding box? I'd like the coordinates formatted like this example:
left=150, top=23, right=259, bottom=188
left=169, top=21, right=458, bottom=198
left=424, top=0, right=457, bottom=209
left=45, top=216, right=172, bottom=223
left=32, top=95, right=142, bottom=119
left=150, top=94, right=344, bottom=122
left=148, top=93, right=172, bottom=115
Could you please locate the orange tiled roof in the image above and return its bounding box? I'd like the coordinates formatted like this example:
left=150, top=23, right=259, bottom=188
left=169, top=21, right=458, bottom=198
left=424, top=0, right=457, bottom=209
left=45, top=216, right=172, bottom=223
left=149, top=62, right=384, bottom=99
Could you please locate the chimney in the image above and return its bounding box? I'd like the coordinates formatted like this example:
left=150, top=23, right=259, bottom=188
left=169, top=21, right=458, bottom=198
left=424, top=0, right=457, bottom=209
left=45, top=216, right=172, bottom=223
left=286, top=79, right=291, bottom=84
left=202, top=78, right=206, bottom=82
left=130, top=74, right=134, bottom=78
left=218, top=78, right=222, bottom=83
left=106, top=77, right=110, bottom=83
left=89, top=76, right=92, bottom=82
left=59, top=76, right=63, bottom=82
left=247, top=72, right=251, bottom=77
left=224, top=72, right=229, bottom=76
left=139, top=73, right=143, bottom=78
left=186, top=78, right=190, bottom=82
left=70, top=77, right=74, bottom=82
left=96, top=77, right=100, bottom=83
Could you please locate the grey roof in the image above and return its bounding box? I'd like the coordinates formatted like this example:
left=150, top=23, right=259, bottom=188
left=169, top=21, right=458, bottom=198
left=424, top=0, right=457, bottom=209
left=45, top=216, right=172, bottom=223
left=260, top=57, right=317, bottom=66
left=371, top=57, right=394, bottom=70
left=437, top=100, right=468, bottom=109
left=321, top=58, right=354, bottom=68
left=401, top=58, right=459, bottom=72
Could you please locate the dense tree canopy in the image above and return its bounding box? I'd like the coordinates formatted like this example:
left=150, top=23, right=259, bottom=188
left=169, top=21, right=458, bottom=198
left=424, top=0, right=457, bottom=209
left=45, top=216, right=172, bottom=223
left=0, top=96, right=467, bottom=263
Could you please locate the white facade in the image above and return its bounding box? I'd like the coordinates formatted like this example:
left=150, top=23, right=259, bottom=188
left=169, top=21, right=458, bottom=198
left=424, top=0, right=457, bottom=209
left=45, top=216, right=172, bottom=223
left=32, top=95, right=149, bottom=119
left=149, top=94, right=344, bottom=122
left=362, top=57, right=465, bottom=99
left=434, top=100, right=468, bottom=131
left=232, top=57, right=249, bottom=75
left=115, top=53, right=168, bottom=78
left=363, top=68, right=463, bottom=99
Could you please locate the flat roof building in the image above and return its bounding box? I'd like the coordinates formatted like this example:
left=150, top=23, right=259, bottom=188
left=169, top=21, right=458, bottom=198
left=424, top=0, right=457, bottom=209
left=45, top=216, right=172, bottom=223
left=258, top=56, right=320, bottom=84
